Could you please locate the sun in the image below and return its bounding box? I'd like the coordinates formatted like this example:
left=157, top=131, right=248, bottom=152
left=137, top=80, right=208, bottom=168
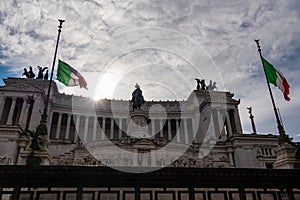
left=93, top=73, right=119, bottom=100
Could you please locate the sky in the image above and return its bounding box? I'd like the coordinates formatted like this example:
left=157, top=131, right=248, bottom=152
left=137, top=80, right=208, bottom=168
left=0, top=0, right=299, bottom=140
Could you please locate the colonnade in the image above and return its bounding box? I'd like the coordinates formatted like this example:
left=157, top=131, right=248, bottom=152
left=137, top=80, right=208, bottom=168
left=49, top=111, right=196, bottom=144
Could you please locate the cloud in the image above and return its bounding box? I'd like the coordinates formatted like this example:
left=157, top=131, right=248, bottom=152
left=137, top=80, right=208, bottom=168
left=0, top=0, right=299, bottom=140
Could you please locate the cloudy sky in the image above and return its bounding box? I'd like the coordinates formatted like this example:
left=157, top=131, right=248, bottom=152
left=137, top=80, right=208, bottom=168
left=0, top=0, right=299, bottom=140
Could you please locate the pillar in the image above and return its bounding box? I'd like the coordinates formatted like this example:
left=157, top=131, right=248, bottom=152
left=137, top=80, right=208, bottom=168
left=65, top=113, right=71, bottom=140
left=151, top=119, right=155, bottom=136
left=84, top=116, right=89, bottom=142
left=101, top=117, right=106, bottom=140
left=167, top=120, right=172, bottom=141
left=92, top=117, right=97, bottom=141
left=159, top=119, right=163, bottom=137
left=234, top=109, right=243, bottom=134
left=47, top=111, right=53, bottom=132
left=18, top=98, right=28, bottom=128
left=110, top=118, right=114, bottom=139
left=151, top=152, right=156, bottom=167
left=176, top=119, right=180, bottom=143
left=74, top=115, right=80, bottom=143
left=7, top=97, right=16, bottom=125
left=225, top=112, right=233, bottom=137
left=55, top=112, right=62, bottom=139
left=118, top=118, right=123, bottom=138
left=184, top=118, right=188, bottom=144
left=0, top=94, right=5, bottom=115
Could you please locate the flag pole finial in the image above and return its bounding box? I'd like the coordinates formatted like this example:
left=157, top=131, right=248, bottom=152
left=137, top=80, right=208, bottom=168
left=254, top=39, right=261, bottom=52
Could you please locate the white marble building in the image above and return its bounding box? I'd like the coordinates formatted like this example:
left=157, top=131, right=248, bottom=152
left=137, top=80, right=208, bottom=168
left=0, top=77, right=280, bottom=169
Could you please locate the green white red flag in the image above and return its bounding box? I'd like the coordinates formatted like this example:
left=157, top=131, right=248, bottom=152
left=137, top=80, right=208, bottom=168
left=56, top=60, right=88, bottom=90
left=262, top=57, right=290, bottom=101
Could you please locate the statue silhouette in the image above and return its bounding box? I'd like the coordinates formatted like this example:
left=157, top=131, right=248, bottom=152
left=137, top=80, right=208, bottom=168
left=22, top=66, right=35, bottom=78
left=200, top=79, right=206, bottom=90
left=36, top=66, right=48, bottom=79
left=131, top=83, right=144, bottom=111
left=206, top=80, right=218, bottom=91
left=195, top=78, right=201, bottom=90
left=44, top=70, right=49, bottom=80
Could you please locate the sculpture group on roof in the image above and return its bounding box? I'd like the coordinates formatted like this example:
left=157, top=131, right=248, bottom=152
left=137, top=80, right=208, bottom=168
left=195, top=78, right=217, bottom=91
left=23, top=66, right=48, bottom=80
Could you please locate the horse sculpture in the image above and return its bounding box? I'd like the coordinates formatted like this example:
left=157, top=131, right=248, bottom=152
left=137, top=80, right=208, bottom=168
left=36, top=66, right=48, bottom=79
left=22, top=66, right=35, bottom=78
left=131, top=83, right=144, bottom=111
left=195, top=78, right=207, bottom=90
left=206, top=80, right=218, bottom=91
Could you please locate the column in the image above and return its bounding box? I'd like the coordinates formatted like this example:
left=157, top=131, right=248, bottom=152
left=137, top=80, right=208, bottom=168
left=159, top=119, right=163, bottom=137
left=151, top=119, right=155, bottom=136
left=101, top=117, right=106, bottom=140
left=18, top=99, right=28, bottom=127
left=47, top=111, right=53, bottom=131
left=0, top=94, right=5, bottom=115
left=118, top=118, right=123, bottom=138
left=151, top=152, right=156, bottom=167
left=234, top=109, right=243, bottom=134
left=225, top=112, right=233, bottom=137
left=65, top=114, right=71, bottom=140
left=133, top=151, right=138, bottom=166
left=92, top=117, right=97, bottom=141
left=55, top=112, right=62, bottom=139
left=7, top=97, right=16, bottom=125
left=28, top=97, right=38, bottom=130
left=167, top=120, right=172, bottom=141
left=229, top=152, right=235, bottom=167
left=176, top=119, right=180, bottom=143
left=74, top=115, right=80, bottom=143
left=110, top=118, right=114, bottom=139
left=184, top=118, right=188, bottom=144
left=84, top=116, right=89, bottom=142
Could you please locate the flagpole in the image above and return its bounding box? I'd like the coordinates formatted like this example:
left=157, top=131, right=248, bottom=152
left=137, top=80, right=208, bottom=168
left=26, top=19, right=65, bottom=165
left=45, top=19, right=65, bottom=114
left=254, top=39, right=288, bottom=144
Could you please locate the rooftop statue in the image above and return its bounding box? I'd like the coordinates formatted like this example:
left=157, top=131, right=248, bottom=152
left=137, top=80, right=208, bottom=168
left=36, top=66, right=48, bottom=79
left=200, top=79, right=206, bottom=90
left=22, top=66, right=35, bottom=78
left=206, top=80, right=218, bottom=91
left=44, top=70, right=49, bottom=80
left=195, top=78, right=201, bottom=90
left=195, top=78, right=206, bottom=90
left=131, top=83, right=145, bottom=111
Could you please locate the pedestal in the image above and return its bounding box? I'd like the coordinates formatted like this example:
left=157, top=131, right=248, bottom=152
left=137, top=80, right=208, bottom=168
left=127, top=110, right=150, bottom=138
left=273, top=143, right=300, bottom=169
left=19, top=149, right=53, bottom=165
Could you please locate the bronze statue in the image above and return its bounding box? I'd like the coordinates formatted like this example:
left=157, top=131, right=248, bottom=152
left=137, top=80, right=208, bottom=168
left=36, top=66, right=48, bottom=79
left=247, top=107, right=252, bottom=115
left=200, top=79, right=206, bottom=90
left=44, top=70, right=49, bottom=80
left=131, top=83, right=145, bottom=111
left=206, top=80, right=218, bottom=91
left=22, top=66, right=35, bottom=78
left=195, top=78, right=201, bottom=90
left=212, top=82, right=217, bottom=90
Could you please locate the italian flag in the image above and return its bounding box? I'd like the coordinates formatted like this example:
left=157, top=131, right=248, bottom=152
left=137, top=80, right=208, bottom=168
left=262, top=57, right=290, bottom=101
left=57, top=60, right=88, bottom=90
